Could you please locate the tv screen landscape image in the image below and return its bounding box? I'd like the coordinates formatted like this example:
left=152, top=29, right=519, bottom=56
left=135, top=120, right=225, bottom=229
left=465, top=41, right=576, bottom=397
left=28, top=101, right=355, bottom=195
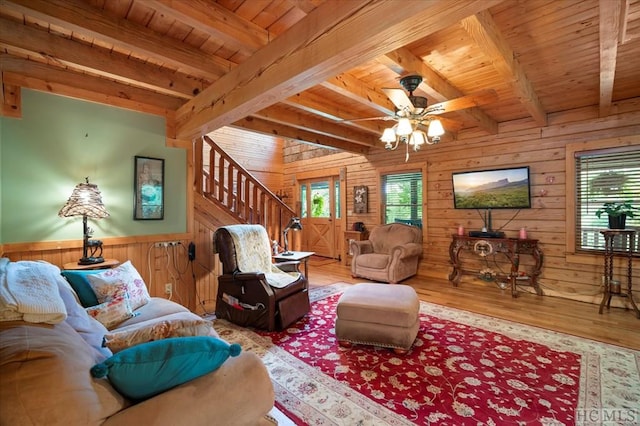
left=452, top=166, right=531, bottom=209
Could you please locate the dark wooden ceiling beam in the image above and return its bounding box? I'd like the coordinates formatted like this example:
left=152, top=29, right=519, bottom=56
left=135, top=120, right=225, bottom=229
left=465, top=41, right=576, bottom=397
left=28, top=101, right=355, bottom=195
left=289, top=0, right=322, bottom=15
left=2, top=0, right=233, bottom=80
left=461, top=10, right=547, bottom=126
left=232, top=116, right=370, bottom=154
left=321, top=72, right=396, bottom=116
left=0, top=17, right=203, bottom=99
left=618, top=0, right=630, bottom=44
left=0, top=55, right=182, bottom=115
left=146, top=0, right=270, bottom=55
left=254, top=104, right=379, bottom=146
left=283, top=91, right=387, bottom=134
left=175, top=0, right=502, bottom=140
left=599, top=0, right=623, bottom=117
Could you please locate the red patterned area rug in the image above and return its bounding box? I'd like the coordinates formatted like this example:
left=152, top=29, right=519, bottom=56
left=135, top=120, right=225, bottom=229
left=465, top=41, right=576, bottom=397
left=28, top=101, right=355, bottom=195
left=213, top=284, right=640, bottom=425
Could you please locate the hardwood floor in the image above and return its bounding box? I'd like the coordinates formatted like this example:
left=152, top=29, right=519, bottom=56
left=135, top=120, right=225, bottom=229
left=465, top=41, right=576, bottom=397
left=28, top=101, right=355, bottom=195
left=307, top=257, right=640, bottom=350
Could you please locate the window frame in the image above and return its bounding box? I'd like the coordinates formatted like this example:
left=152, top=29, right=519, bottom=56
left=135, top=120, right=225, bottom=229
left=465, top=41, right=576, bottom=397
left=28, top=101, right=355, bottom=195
left=565, top=136, right=640, bottom=264
left=378, top=162, right=427, bottom=228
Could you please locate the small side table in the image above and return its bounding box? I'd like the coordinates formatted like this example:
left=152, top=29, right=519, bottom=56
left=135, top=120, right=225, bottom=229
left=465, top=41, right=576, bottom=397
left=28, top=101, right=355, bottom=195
left=273, top=251, right=314, bottom=280
left=598, top=230, right=639, bottom=318
left=62, top=258, right=120, bottom=271
left=344, top=230, right=368, bottom=266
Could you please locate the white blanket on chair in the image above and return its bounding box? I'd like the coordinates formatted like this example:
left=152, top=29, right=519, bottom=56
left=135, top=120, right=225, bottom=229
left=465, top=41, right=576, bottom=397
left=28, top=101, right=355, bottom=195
left=0, top=259, right=67, bottom=324
left=223, top=225, right=300, bottom=288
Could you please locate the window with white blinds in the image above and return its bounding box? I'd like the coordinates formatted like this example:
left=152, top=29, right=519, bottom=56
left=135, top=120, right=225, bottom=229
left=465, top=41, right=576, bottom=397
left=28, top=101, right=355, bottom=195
left=381, top=171, right=423, bottom=227
left=575, top=147, right=640, bottom=251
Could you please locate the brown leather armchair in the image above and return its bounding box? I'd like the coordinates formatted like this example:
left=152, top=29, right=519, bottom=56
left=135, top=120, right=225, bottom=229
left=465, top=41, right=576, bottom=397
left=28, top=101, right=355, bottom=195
left=213, top=224, right=310, bottom=331
left=350, top=223, right=423, bottom=283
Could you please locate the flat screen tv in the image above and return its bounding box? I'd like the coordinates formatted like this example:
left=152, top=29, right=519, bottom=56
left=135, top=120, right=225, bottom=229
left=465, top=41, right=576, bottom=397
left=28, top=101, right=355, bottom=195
left=452, top=166, right=531, bottom=209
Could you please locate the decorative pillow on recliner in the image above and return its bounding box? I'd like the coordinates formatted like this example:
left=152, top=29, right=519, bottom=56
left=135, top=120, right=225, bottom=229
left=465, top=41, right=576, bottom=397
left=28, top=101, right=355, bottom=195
left=85, top=285, right=135, bottom=329
left=87, top=260, right=151, bottom=310
left=60, top=269, right=102, bottom=307
left=103, top=313, right=214, bottom=352
left=90, top=336, right=241, bottom=400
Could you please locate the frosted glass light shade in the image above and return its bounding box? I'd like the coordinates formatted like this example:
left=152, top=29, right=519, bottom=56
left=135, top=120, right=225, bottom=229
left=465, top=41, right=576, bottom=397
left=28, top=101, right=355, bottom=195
left=380, top=127, right=396, bottom=143
left=396, top=118, right=413, bottom=136
left=409, top=130, right=426, bottom=147
left=427, top=119, right=444, bottom=137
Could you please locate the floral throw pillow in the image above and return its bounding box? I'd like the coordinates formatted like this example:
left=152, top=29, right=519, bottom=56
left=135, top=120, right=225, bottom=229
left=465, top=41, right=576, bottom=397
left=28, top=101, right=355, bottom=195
left=87, top=260, right=151, bottom=311
left=85, top=285, right=134, bottom=329
left=103, top=313, right=214, bottom=352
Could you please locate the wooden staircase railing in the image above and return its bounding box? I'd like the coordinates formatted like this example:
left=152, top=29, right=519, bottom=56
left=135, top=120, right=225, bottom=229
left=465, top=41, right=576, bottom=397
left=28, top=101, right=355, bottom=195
left=194, top=135, right=296, bottom=245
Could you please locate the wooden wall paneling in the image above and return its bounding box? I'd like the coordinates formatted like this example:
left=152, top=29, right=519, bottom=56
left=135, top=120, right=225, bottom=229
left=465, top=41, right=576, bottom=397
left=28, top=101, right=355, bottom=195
left=3, top=109, right=638, bottom=320
left=1, top=236, right=198, bottom=310
left=193, top=218, right=218, bottom=315
left=193, top=258, right=218, bottom=316
left=208, top=126, right=285, bottom=194
left=282, top=103, right=640, bottom=306
left=194, top=220, right=214, bottom=271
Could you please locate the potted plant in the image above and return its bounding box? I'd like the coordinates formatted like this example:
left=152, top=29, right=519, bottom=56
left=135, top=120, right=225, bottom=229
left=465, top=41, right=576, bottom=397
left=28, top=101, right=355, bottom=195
left=595, top=200, right=638, bottom=229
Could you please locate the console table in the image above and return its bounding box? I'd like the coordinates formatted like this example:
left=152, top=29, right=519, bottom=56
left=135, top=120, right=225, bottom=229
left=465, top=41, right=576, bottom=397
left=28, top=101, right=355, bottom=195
left=598, top=230, right=639, bottom=318
left=449, top=235, right=543, bottom=297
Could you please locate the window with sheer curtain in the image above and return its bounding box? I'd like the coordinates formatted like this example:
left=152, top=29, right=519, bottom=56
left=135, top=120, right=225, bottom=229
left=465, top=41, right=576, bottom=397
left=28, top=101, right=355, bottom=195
left=381, top=171, right=423, bottom=227
left=575, top=147, right=640, bottom=252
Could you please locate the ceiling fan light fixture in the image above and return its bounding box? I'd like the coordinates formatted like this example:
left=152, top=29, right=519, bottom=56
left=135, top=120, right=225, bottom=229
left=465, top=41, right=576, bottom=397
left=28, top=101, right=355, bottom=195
left=373, top=74, right=497, bottom=160
left=379, top=120, right=443, bottom=159
left=427, top=119, right=445, bottom=137
left=409, top=130, right=426, bottom=148
left=409, top=96, right=427, bottom=114
left=380, top=127, right=396, bottom=143
left=396, top=118, right=413, bottom=136
left=399, top=75, right=423, bottom=93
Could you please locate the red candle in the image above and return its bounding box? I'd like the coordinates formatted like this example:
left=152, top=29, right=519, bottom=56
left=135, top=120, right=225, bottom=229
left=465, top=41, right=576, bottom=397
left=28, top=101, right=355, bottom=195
left=519, top=227, right=527, bottom=239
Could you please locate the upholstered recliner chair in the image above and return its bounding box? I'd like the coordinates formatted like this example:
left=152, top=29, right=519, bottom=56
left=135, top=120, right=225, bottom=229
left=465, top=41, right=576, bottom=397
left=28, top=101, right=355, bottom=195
left=350, top=223, right=423, bottom=284
left=213, top=224, right=310, bottom=331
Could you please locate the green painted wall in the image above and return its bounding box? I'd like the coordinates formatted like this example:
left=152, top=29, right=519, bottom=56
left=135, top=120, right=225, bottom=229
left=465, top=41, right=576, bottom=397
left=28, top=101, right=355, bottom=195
left=0, top=89, right=187, bottom=244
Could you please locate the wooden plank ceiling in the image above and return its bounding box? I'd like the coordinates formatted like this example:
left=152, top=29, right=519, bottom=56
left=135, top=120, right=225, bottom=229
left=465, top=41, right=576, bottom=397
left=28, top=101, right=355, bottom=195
left=1, top=0, right=639, bottom=154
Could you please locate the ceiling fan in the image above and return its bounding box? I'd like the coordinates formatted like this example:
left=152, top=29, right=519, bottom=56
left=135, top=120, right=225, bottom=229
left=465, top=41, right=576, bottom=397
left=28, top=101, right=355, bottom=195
left=344, top=74, right=497, bottom=160
left=382, top=74, right=497, bottom=119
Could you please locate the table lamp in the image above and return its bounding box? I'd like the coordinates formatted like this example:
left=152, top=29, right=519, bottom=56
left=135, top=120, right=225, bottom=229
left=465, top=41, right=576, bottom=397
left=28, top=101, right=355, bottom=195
left=282, top=217, right=302, bottom=255
left=58, top=177, right=110, bottom=265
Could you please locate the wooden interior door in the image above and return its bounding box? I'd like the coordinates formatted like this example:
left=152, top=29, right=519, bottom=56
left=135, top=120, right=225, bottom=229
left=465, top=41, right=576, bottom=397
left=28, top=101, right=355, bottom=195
left=300, top=177, right=339, bottom=258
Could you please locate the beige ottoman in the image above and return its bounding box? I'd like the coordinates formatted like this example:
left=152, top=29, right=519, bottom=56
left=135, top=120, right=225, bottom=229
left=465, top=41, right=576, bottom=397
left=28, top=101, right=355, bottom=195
left=335, top=283, right=420, bottom=354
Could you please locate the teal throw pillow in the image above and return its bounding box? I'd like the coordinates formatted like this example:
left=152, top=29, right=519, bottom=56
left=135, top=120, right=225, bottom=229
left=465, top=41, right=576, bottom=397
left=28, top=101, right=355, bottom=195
left=90, top=336, right=241, bottom=400
left=61, top=270, right=103, bottom=307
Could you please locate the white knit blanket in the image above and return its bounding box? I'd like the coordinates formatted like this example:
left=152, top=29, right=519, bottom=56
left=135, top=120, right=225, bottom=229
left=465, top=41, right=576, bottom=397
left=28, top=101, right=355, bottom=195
left=0, top=259, right=67, bottom=324
left=224, top=225, right=299, bottom=288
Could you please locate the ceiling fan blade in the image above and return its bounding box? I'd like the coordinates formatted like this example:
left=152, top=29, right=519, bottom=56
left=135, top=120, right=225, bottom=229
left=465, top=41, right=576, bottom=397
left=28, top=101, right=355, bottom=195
left=424, top=89, right=498, bottom=115
left=416, top=116, right=462, bottom=133
left=382, top=88, right=415, bottom=114
left=435, top=116, right=463, bottom=132
left=338, top=116, right=395, bottom=123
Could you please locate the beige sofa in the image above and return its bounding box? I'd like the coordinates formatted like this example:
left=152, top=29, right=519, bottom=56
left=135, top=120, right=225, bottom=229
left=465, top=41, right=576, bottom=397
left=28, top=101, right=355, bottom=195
left=350, top=223, right=423, bottom=283
left=0, top=259, right=275, bottom=426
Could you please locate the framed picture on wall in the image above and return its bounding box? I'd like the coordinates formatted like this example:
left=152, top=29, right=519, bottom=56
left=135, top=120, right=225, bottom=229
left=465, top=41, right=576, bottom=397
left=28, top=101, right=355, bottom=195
left=134, top=156, right=164, bottom=220
left=354, top=185, right=368, bottom=213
